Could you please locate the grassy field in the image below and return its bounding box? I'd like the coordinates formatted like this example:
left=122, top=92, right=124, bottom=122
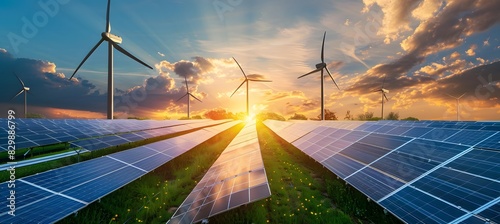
left=55, top=121, right=401, bottom=224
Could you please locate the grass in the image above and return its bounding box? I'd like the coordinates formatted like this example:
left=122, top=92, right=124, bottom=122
left=57, top=123, right=245, bottom=224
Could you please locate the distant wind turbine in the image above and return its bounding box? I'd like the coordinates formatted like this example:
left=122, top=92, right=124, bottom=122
left=374, top=75, right=389, bottom=120
left=446, top=92, right=466, bottom=121
left=11, top=73, right=30, bottom=118
left=69, top=0, right=153, bottom=119
left=298, top=31, right=340, bottom=120
left=176, top=76, right=202, bottom=119
left=230, top=57, right=272, bottom=116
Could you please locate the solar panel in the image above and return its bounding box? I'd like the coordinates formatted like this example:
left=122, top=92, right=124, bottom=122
left=474, top=132, right=500, bottom=150
left=0, top=120, right=241, bottom=223
left=345, top=167, right=404, bottom=201
left=263, top=120, right=500, bottom=224
left=380, top=187, right=467, bottom=224
left=168, top=122, right=271, bottom=224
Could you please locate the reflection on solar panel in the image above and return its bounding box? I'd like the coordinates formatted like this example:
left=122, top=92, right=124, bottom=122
left=0, top=118, right=221, bottom=151
left=168, top=121, right=271, bottom=224
left=0, top=121, right=241, bottom=223
left=264, top=119, right=500, bottom=224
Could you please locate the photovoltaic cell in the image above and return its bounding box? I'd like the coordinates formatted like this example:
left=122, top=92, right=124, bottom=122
left=420, top=129, right=459, bottom=141
left=446, top=149, right=500, bottom=180
left=477, top=201, right=500, bottom=223
left=412, top=167, right=500, bottom=211
left=401, top=127, right=433, bottom=137
left=474, top=132, right=500, bottom=151
left=443, top=129, right=496, bottom=146
left=370, top=149, right=440, bottom=182
left=395, top=139, right=469, bottom=163
left=380, top=187, right=467, bottom=224
left=346, top=167, right=404, bottom=201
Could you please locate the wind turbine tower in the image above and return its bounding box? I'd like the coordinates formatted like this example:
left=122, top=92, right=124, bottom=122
left=70, top=0, right=153, bottom=119
left=375, top=76, right=389, bottom=120
left=230, top=57, right=272, bottom=116
left=11, top=73, right=30, bottom=118
left=176, top=76, right=202, bottom=119
left=298, top=31, right=340, bottom=120
left=446, top=93, right=466, bottom=121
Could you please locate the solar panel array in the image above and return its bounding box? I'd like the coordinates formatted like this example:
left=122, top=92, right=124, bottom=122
left=168, top=121, right=271, bottom=224
left=69, top=120, right=232, bottom=152
left=264, top=120, right=500, bottom=224
left=0, top=118, right=212, bottom=151
left=0, top=121, right=241, bottom=223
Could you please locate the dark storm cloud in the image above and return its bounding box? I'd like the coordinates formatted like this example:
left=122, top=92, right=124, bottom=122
left=428, top=61, right=500, bottom=107
left=0, top=49, right=106, bottom=114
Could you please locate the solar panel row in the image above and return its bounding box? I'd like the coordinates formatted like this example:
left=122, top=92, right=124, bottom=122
left=263, top=120, right=500, bottom=224
left=68, top=120, right=231, bottom=152
left=168, top=121, right=271, bottom=224
left=0, top=121, right=241, bottom=223
left=0, top=119, right=214, bottom=151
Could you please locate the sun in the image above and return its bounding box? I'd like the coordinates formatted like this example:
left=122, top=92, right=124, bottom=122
left=245, top=113, right=256, bottom=123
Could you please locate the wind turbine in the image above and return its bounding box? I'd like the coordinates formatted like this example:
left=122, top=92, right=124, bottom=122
left=176, top=76, right=202, bottom=119
left=446, top=92, right=466, bottom=121
left=11, top=73, right=30, bottom=118
left=69, top=0, right=153, bottom=119
left=230, top=57, right=272, bottom=116
left=298, top=31, right=340, bottom=120
left=374, top=75, right=389, bottom=120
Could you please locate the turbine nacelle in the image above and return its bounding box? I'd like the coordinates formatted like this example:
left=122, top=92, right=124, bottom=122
left=382, top=88, right=389, bottom=93
left=102, top=32, right=122, bottom=44
left=315, top=62, right=326, bottom=69
left=24, top=87, right=30, bottom=91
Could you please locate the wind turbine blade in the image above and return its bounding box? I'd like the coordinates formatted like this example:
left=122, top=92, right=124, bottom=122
left=176, top=93, right=188, bottom=102
left=70, top=38, right=105, bottom=80
left=324, top=67, right=340, bottom=90
left=248, top=79, right=272, bottom=82
left=383, top=93, right=389, bottom=101
left=112, top=42, right=153, bottom=69
left=184, top=76, right=189, bottom=91
left=189, top=93, right=203, bottom=102
left=14, top=72, right=26, bottom=87
left=230, top=80, right=246, bottom=98
left=106, top=0, right=111, bottom=32
left=11, top=90, right=24, bottom=100
left=232, top=57, right=247, bottom=79
left=298, top=69, right=321, bottom=79
left=458, top=92, right=466, bottom=99
left=445, top=93, right=456, bottom=99
left=321, top=31, right=326, bottom=63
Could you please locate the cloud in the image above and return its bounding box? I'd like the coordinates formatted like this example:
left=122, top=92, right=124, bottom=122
left=465, top=44, right=478, bottom=56
left=0, top=49, right=106, bottom=114
left=264, top=90, right=306, bottom=102
left=156, top=56, right=216, bottom=85
left=350, top=0, right=500, bottom=95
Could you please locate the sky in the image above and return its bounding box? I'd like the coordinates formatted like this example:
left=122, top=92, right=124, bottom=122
left=0, top=0, right=499, bottom=120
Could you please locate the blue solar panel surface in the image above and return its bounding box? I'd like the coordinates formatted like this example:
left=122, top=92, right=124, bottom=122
left=263, top=119, right=500, bottom=224
left=0, top=120, right=241, bottom=223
